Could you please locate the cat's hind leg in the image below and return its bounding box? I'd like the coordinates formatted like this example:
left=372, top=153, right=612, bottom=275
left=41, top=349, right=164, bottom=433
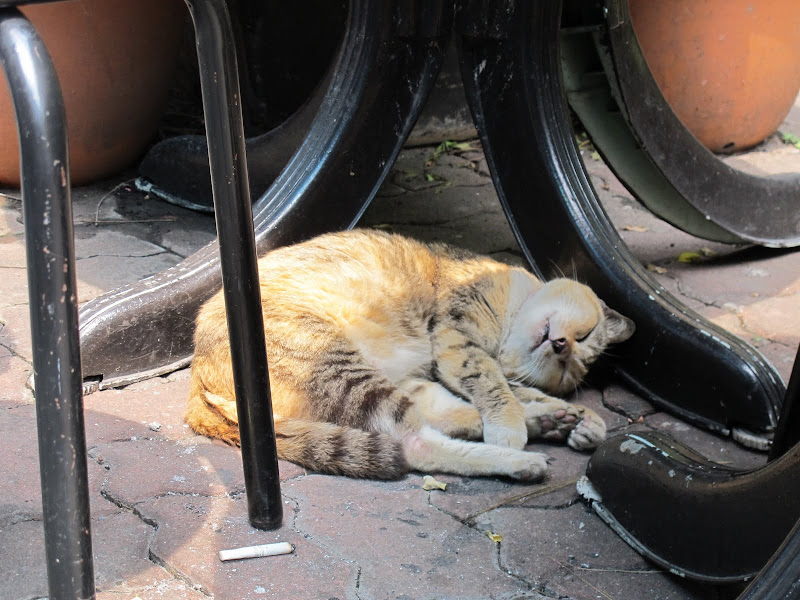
left=398, top=379, right=483, bottom=440
left=400, top=424, right=549, bottom=481
left=513, top=387, right=606, bottom=450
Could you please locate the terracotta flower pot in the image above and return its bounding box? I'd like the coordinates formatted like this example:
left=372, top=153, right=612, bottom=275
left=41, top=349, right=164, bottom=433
left=0, top=0, right=185, bottom=186
left=629, top=0, right=800, bottom=153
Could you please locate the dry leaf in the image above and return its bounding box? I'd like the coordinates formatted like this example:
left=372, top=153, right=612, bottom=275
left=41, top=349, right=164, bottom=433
left=486, top=530, right=503, bottom=543
left=677, top=251, right=703, bottom=263
left=622, top=225, right=649, bottom=233
left=699, top=247, right=718, bottom=257
left=422, top=475, right=447, bottom=491
left=646, top=263, right=667, bottom=274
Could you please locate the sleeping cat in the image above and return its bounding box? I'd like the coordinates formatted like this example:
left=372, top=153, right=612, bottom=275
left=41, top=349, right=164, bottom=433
left=186, top=230, right=635, bottom=481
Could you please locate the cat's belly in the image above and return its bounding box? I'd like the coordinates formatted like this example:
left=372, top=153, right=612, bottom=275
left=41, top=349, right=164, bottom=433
left=350, top=335, right=432, bottom=383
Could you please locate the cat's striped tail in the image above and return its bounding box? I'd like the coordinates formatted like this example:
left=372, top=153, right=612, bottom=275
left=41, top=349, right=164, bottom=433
left=273, top=416, right=408, bottom=480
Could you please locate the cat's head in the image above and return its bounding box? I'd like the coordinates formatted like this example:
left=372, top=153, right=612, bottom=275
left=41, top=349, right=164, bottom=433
left=499, top=278, right=635, bottom=395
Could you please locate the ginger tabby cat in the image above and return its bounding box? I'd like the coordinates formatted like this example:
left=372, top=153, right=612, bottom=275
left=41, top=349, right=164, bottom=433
left=186, top=230, right=635, bottom=481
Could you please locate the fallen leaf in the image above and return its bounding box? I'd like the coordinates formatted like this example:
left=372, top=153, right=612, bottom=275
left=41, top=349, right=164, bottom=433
left=646, top=263, right=667, bottom=274
left=422, top=475, right=447, bottom=491
left=623, top=225, right=649, bottom=233
left=590, top=151, right=601, bottom=161
left=677, top=251, right=703, bottom=263
left=486, top=530, right=503, bottom=543
left=780, top=131, right=800, bottom=150
left=699, top=247, right=717, bottom=257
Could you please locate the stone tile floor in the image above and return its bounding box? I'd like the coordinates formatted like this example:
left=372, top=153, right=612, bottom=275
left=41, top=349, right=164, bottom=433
left=1, top=128, right=799, bottom=599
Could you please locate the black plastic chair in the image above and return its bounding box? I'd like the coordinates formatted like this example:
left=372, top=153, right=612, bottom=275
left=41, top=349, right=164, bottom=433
left=0, top=1, right=281, bottom=597
left=6, top=0, right=800, bottom=597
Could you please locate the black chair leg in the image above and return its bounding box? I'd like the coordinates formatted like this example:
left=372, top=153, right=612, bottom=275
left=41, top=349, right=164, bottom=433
left=184, top=0, right=282, bottom=530
left=0, top=8, right=95, bottom=600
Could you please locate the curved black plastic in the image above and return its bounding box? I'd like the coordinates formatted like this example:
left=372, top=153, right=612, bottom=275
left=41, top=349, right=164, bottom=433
left=738, top=517, right=800, bottom=599
left=138, top=1, right=345, bottom=211
left=137, top=63, right=331, bottom=212
left=184, top=0, right=281, bottom=531
left=455, top=0, right=784, bottom=436
left=0, top=8, right=95, bottom=597
left=558, top=14, right=743, bottom=246
left=78, top=0, right=454, bottom=390
left=585, top=430, right=800, bottom=582
left=602, top=0, right=800, bottom=248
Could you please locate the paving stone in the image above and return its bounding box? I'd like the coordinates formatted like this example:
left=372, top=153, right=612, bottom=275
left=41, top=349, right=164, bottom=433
left=427, top=152, right=492, bottom=188
left=666, top=250, right=800, bottom=310
left=361, top=181, right=499, bottom=227
left=157, top=224, right=216, bottom=258
left=98, top=438, right=247, bottom=504
left=754, top=340, right=798, bottom=382
left=0, top=233, right=25, bottom=268
left=645, top=412, right=767, bottom=471
left=284, top=474, right=529, bottom=599
left=1, top=518, right=48, bottom=600
left=601, top=384, right=656, bottom=423
left=0, top=402, right=116, bottom=524
left=139, top=493, right=355, bottom=600
left=73, top=228, right=171, bottom=260
left=0, top=303, right=32, bottom=361
left=544, top=559, right=714, bottom=600
left=83, top=377, right=195, bottom=445
left=724, top=145, right=800, bottom=176
left=376, top=180, right=407, bottom=198
left=1, top=510, right=203, bottom=600
left=475, top=503, right=701, bottom=598
left=376, top=211, right=520, bottom=257
left=738, top=293, right=800, bottom=347
left=0, top=265, right=29, bottom=308
left=427, top=446, right=589, bottom=526
left=0, top=353, right=32, bottom=405
left=572, top=387, right=631, bottom=432
left=0, top=195, right=24, bottom=237
left=2, top=138, right=800, bottom=600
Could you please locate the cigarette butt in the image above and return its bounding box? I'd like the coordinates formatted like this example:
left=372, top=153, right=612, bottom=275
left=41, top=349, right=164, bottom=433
left=218, top=541, right=294, bottom=562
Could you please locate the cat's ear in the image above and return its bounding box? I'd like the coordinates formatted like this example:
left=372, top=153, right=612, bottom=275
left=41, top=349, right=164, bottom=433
left=602, top=303, right=636, bottom=344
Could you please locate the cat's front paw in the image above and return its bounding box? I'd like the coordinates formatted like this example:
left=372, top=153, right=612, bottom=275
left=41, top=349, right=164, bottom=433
left=566, top=408, right=606, bottom=451
left=483, top=418, right=528, bottom=450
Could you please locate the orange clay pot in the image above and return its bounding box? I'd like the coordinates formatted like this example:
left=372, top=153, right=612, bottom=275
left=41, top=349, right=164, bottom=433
left=629, top=0, right=800, bottom=153
left=0, top=0, right=185, bottom=186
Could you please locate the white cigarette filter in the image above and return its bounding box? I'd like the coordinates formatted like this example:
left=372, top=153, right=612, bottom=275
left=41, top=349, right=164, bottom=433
left=218, top=541, right=295, bottom=562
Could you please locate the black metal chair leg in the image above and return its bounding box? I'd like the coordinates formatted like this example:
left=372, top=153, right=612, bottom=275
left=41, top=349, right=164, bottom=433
left=0, top=8, right=95, bottom=599
left=455, top=0, right=784, bottom=440
left=183, top=0, right=282, bottom=530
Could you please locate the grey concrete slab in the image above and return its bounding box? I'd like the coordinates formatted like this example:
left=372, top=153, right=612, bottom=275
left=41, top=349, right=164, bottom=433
left=1, top=117, right=799, bottom=599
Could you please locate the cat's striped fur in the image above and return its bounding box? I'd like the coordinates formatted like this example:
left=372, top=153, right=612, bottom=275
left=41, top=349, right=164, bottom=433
left=186, top=230, right=635, bottom=480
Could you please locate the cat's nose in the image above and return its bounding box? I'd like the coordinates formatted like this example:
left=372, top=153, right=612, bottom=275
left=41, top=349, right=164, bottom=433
left=551, top=338, right=568, bottom=355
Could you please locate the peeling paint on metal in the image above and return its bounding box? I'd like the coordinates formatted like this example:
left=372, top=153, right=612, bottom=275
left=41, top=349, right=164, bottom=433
left=620, top=438, right=644, bottom=454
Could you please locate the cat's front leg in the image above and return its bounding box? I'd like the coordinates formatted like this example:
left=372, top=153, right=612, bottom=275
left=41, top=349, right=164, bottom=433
left=512, top=387, right=606, bottom=450
left=433, top=332, right=527, bottom=449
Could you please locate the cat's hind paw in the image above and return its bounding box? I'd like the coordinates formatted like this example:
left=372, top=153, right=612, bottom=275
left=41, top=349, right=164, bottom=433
left=505, top=450, right=549, bottom=481
left=566, top=409, right=607, bottom=451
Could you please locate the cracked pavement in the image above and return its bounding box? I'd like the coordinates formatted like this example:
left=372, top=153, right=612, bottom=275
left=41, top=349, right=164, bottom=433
left=1, top=127, right=799, bottom=599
